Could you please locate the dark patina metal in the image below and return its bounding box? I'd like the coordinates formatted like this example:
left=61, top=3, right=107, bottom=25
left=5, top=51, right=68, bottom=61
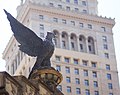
left=4, top=9, right=55, bottom=79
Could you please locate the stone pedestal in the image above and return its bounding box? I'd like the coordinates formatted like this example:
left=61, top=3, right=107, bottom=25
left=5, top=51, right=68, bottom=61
left=0, top=71, right=64, bottom=95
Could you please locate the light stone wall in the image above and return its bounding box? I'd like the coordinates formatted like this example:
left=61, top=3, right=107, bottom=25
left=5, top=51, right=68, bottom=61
left=2, top=0, right=120, bottom=95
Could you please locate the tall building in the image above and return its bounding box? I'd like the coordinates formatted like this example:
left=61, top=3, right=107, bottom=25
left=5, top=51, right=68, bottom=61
left=3, top=0, right=120, bottom=95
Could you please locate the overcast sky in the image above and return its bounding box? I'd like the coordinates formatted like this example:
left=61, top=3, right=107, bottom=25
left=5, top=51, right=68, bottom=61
left=0, top=0, right=120, bottom=82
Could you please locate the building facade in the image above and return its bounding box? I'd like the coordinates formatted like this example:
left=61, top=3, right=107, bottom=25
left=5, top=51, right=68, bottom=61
left=3, top=0, right=120, bottom=95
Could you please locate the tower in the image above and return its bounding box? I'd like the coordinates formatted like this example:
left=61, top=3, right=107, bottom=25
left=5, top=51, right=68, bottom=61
left=3, top=0, right=120, bottom=95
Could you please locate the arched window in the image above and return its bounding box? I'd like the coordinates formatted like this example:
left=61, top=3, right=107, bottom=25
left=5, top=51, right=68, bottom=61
left=88, top=36, right=95, bottom=54
left=70, top=33, right=77, bottom=51
left=79, top=35, right=86, bottom=52
left=53, top=30, right=60, bottom=48
left=61, top=32, right=68, bottom=49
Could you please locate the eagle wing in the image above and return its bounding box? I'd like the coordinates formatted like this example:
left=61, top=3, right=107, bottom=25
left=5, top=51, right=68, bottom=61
left=4, top=9, right=43, bottom=57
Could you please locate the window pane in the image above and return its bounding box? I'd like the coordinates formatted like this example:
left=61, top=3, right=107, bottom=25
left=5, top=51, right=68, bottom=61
left=67, top=86, right=71, bottom=93
left=74, top=0, right=78, bottom=4
left=82, top=1, right=87, bottom=6
left=76, top=88, right=81, bottom=94
left=107, top=74, right=112, bottom=80
left=108, top=83, right=113, bottom=89
left=93, top=71, right=97, bottom=78
left=79, top=23, right=84, bottom=28
left=94, top=81, right=98, bottom=87
left=55, top=56, right=61, bottom=62
left=39, top=15, right=44, bottom=19
left=84, top=80, right=89, bottom=86
left=88, top=24, right=92, bottom=29
left=94, top=91, right=99, bottom=95
left=75, top=68, right=79, bottom=75
left=82, top=60, right=88, bottom=66
left=66, top=67, right=70, bottom=73
left=85, top=89, right=90, bottom=95
left=84, top=70, right=88, bottom=76
left=57, top=85, right=62, bottom=91
left=74, top=59, right=79, bottom=65
left=66, top=77, right=71, bottom=83
left=75, top=78, right=80, bottom=84
left=91, top=62, right=97, bottom=68
left=66, top=0, right=70, bottom=3
left=56, top=65, right=61, bottom=71
left=106, top=65, right=110, bottom=70
left=64, top=57, right=70, bottom=63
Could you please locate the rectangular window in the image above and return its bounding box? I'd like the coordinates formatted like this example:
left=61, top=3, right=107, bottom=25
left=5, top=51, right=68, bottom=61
left=88, top=24, right=92, bottom=29
left=82, top=1, right=87, bottom=6
left=64, top=57, right=70, bottom=63
left=88, top=45, right=92, bottom=51
left=71, top=42, right=75, bottom=49
left=66, top=0, right=70, bottom=3
left=76, top=88, right=81, bottom=94
left=109, top=93, right=113, bottom=95
left=66, top=77, right=71, bottom=83
left=85, top=89, right=90, bottom=95
left=103, top=44, right=108, bottom=49
left=40, top=33, right=44, bottom=38
left=106, top=65, right=110, bottom=70
left=104, top=53, right=109, bottom=58
left=91, top=62, right=97, bottom=68
left=66, top=67, right=70, bottom=73
left=53, top=18, right=58, bottom=22
left=56, top=65, right=61, bottom=71
left=84, top=70, right=88, bottom=76
left=58, top=4, right=62, bottom=9
left=82, top=60, right=88, bottom=66
left=57, top=85, right=62, bottom=91
left=75, top=78, right=80, bottom=84
left=62, top=19, right=67, bottom=24
left=62, top=41, right=66, bottom=49
left=79, top=23, right=84, bottom=28
left=74, top=0, right=78, bottom=4
left=71, top=21, right=75, bottom=26
left=74, top=68, right=79, bottom=75
left=102, top=36, right=107, bottom=42
left=67, top=86, right=71, bottom=93
left=75, top=8, right=79, bottom=12
left=49, top=3, right=54, bottom=7
left=108, top=83, right=113, bottom=89
left=40, top=24, right=44, bottom=30
left=74, top=59, right=79, bottom=65
left=55, top=56, right=61, bottom=62
left=84, top=80, right=89, bottom=86
left=93, top=71, right=97, bottom=78
left=107, top=74, right=112, bottom=80
left=39, top=15, right=44, bottom=20
left=94, top=81, right=98, bottom=87
left=101, top=27, right=106, bottom=32
left=83, top=9, right=87, bottom=13
left=66, top=6, right=70, bottom=11
left=80, top=44, right=83, bottom=51
left=94, top=91, right=99, bottom=95
left=11, top=63, right=15, bottom=75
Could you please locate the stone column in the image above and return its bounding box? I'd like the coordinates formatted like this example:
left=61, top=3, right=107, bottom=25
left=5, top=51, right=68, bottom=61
left=59, top=33, right=62, bottom=48
left=86, top=38, right=89, bottom=53
left=68, top=34, right=71, bottom=50
left=94, top=39, right=97, bottom=54
left=77, top=36, right=80, bottom=52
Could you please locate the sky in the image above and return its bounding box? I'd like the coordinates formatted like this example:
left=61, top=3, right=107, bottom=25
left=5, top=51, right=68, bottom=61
left=0, top=0, right=120, bottom=81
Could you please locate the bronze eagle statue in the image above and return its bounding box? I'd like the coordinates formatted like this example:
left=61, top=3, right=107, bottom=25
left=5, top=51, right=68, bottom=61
left=4, top=9, right=55, bottom=78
